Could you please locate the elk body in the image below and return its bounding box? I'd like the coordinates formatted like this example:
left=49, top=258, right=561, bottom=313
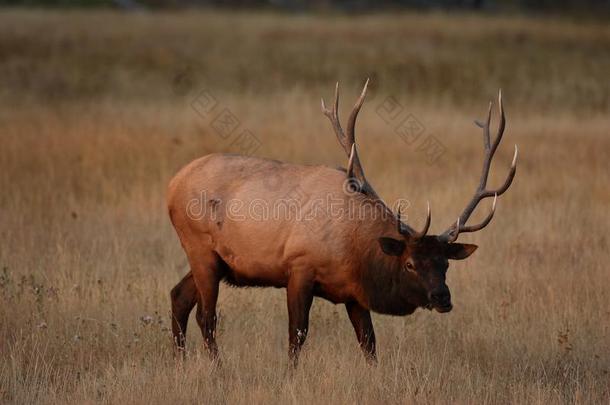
left=168, top=81, right=517, bottom=365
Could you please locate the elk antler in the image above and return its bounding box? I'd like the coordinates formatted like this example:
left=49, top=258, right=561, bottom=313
left=321, top=79, right=379, bottom=199
left=322, top=80, right=431, bottom=239
left=438, top=90, right=518, bottom=243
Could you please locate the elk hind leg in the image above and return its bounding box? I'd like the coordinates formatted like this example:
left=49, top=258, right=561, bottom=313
left=191, top=252, right=225, bottom=360
left=171, top=271, right=199, bottom=356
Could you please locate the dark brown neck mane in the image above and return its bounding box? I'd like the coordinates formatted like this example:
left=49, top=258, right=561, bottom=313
left=351, top=209, right=428, bottom=315
left=361, top=251, right=429, bottom=315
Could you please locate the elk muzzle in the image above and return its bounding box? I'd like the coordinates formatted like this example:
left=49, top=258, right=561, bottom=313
left=428, top=286, right=452, bottom=313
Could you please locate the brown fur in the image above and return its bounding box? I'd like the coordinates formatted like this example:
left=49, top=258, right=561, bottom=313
left=168, top=153, right=477, bottom=365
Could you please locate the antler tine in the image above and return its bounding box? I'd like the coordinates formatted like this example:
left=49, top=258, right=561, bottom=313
left=497, top=90, right=505, bottom=138
left=475, top=101, right=493, bottom=150
left=483, top=145, right=518, bottom=198
left=347, top=144, right=355, bottom=178
left=459, top=194, right=497, bottom=233
left=344, top=79, right=371, bottom=190
left=320, top=82, right=340, bottom=115
left=411, top=201, right=431, bottom=238
left=333, top=81, right=339, bottom=116
left=397, top=201, right=431, bottom=239
left=438, top=91, right=517, bottom=243
left=489, top=89, right=506, bottom=159
left=346, top=78, right=369, bottom=146
left=321, top=82, right=347, bottom=149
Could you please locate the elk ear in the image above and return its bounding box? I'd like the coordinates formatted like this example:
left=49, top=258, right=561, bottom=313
left=378, top=237, right=405, bottom=256
left=445, top=243, right=478, bottom=260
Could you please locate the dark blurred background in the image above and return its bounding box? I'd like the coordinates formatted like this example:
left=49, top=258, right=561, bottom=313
left=1, top=0, right=610, bottom=14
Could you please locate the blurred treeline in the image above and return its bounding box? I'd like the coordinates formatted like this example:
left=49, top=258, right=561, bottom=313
left=1, top=0, right=610, bottom=13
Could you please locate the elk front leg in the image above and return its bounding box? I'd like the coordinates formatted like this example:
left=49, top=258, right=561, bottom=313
left=286, top=273, right=314, bottom=367
left=191, top=253, right=224, bottom=360
left=346, top=301, right=377, bottom=363
left=170, top=271, right=198, bottom=356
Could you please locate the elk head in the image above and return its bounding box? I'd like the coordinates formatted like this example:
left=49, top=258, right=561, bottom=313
left=322, top=80, right=518, bottom=313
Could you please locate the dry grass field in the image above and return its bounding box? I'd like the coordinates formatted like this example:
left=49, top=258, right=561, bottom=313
left=0, top=9, right=609, bottom=404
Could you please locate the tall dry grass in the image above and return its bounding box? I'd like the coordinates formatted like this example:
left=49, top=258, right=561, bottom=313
left=0, top=9, right=609, bottom=404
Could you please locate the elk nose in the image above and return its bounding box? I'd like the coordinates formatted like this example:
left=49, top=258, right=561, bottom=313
left=429, top=288, right=451, bottom=306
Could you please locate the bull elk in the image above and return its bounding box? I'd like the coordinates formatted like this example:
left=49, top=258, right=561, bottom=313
left=168, top=80, right=517, bottom=365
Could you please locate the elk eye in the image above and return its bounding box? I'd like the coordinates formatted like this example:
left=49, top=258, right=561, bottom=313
left=406, top=262, right=414, bottom=270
